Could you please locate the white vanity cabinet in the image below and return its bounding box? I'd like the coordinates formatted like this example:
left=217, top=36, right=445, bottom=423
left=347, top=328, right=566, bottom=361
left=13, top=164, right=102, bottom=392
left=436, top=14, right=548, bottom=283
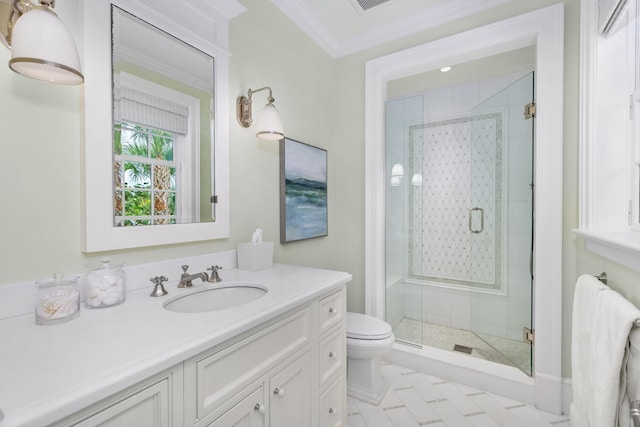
left=52, top=366, right=184, bottom=427
left=46, top=285, right=346, bottom=427
left=316, top=288, right=346, bottom=427
left=186, top=306, right=312, bottom=426
left=205, top=352, right=311, bottom=427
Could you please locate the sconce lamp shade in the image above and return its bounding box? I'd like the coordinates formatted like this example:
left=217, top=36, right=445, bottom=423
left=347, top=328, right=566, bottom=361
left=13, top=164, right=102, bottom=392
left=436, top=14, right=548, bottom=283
left=237, top=87, right=284, bottom=141
left=411, top=173, right=423, bottom=186
left=391, top=163, right=404, bottom=178
left=255, top=102, right=284, bottom=141
left=9, top=6, right=83, bottom=84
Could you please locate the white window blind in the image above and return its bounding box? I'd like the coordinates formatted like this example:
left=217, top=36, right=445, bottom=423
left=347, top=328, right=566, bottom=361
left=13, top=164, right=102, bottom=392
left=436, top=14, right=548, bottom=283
left=114, top=87, right=189, bottom=135
left=599, top=0, right=631, bottom=34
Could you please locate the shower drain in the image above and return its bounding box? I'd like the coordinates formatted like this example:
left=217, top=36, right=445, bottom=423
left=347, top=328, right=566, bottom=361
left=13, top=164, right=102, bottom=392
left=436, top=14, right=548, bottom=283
left=453, top=344, right=473, bottom=354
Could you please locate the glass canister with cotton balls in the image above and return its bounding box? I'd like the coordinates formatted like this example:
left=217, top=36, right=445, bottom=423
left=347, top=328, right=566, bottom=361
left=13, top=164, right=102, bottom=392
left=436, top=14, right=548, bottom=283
left=81, top=258, right=126, bottom=308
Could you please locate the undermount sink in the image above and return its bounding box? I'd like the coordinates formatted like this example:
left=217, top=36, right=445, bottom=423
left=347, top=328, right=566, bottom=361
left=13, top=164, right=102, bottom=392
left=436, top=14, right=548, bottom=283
left=163, top=283, right=268, bottom=313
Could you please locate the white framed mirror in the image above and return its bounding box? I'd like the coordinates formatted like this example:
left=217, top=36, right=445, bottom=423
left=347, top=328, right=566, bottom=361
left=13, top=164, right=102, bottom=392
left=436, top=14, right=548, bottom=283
left=82, top=0, right=236, bottom=252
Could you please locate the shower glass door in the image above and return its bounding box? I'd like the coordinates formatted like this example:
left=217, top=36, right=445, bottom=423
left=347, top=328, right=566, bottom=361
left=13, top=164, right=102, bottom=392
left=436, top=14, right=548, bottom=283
left=469, top=72, right=534, bottom=375
left=385, top=95, right=424, bottom=347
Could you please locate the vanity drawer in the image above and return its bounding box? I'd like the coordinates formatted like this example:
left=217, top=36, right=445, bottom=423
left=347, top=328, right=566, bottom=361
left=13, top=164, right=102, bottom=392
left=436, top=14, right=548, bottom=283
left=190, top=307, right=310, bottom=421
left=319, top=375, right=346, bottom=427
left=319, top=289, right=345, bottom=335
left=319, top=326, right=345, bottom=389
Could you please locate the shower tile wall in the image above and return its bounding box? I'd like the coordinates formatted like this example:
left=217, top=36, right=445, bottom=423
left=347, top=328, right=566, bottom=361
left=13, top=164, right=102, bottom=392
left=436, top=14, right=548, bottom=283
left=387, top=72, right=532, bottom=342
left=408, top=114, right=503, bottom=290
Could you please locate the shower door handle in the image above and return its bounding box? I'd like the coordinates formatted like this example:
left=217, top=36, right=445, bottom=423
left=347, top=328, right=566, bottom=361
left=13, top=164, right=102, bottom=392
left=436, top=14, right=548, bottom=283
left=469, top=207, right=484, bottom=234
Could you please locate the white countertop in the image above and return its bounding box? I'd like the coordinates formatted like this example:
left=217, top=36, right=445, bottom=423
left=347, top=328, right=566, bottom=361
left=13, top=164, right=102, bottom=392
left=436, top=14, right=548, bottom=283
left=0, top=264, right=352, bottom=427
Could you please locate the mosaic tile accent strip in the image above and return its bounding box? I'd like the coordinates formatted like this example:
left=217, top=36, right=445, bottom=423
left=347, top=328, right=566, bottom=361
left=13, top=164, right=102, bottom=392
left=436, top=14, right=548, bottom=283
left=408, top=113, right=504, bottom=291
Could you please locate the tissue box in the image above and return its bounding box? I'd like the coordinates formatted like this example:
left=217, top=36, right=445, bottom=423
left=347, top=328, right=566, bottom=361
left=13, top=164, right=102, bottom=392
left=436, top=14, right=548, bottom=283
left=237, top=242, right=273, bottom=271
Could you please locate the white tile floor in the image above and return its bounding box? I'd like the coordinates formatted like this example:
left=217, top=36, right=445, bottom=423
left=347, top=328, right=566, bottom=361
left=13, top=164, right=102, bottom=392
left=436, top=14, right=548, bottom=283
left=347, top=363, right=570, bottom=427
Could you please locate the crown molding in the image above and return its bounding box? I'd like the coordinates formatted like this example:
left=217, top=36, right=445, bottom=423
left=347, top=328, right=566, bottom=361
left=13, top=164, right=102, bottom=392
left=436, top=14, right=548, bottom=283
left=270, top=0, right=340, bottom=56
left=271, top=0, right=515, bottom=58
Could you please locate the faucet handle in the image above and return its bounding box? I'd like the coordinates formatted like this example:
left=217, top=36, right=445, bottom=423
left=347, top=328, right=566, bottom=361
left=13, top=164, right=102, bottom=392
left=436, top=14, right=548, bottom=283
left=207, top=265, right=222, bottom=282
left=149, top=276, right=169, bottom=297
left=181, top=265, right=189, bottom=274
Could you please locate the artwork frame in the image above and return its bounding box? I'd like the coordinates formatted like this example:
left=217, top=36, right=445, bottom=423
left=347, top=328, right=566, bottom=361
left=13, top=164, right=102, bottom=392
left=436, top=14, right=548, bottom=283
left=280, top=137, right=328, bottom=243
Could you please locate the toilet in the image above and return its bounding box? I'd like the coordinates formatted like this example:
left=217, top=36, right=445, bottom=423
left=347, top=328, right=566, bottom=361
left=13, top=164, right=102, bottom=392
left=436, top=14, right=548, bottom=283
left=346, top=312, right=395, bottom=405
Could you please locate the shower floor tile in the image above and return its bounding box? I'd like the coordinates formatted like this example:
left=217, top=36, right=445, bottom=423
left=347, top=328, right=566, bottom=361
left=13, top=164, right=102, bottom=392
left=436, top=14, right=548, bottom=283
left=347, top=363, right=570, bottom=427
left=393, top=318, right=532, bottom=373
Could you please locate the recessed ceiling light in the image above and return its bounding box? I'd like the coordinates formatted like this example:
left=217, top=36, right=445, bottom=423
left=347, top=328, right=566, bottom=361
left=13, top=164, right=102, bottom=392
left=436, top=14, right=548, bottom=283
left=440, top=66, right=452, bottom=73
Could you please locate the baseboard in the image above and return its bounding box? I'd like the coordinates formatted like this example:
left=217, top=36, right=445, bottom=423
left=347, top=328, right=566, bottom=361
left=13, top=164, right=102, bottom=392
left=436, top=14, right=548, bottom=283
left=388, top=344, right=535, bottom=405
left=388, top=344, right=573, bottom=415
left=562, top=377, right=573, bottom=416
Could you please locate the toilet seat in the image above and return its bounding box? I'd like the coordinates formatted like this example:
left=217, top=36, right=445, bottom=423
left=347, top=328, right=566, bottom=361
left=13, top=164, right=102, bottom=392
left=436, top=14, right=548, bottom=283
left=346, top=312, right=392, bottom=340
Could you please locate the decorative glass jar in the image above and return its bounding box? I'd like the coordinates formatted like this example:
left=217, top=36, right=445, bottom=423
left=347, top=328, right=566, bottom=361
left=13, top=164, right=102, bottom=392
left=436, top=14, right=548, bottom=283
left=35, top=273, right=80, bottom=325
left=81, top=258, right=126, bottom=308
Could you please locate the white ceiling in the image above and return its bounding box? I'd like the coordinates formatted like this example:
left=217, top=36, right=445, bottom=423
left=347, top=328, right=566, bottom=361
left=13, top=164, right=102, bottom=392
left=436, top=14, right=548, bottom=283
left=270, top=0, right=516, bottom=58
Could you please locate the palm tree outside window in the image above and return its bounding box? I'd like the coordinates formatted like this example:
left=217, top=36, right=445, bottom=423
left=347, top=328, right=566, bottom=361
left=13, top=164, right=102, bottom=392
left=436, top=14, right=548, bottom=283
left=113, top=122, right=178, bottom=226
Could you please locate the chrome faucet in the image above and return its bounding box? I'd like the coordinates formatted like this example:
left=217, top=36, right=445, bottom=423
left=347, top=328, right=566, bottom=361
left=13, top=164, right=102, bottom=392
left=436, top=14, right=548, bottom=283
left=207, top=265, right=223, bottom=282
left=177, top=265, right=209, bottom=288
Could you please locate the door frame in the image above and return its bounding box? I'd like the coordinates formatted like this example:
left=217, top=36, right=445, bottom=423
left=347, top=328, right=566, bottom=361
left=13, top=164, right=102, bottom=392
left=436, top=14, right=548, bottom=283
left=364, top=4, right=564, bottom=414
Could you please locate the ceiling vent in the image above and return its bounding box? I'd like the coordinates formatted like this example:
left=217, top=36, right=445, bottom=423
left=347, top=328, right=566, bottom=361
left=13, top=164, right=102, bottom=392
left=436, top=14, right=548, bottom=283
left=349, top=0, right=391, bottom=12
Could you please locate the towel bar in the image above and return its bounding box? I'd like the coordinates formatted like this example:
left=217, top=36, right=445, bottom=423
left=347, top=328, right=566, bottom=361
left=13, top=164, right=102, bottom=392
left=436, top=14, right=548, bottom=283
left=590, top=272, right=640, bottom=424
left=592, top=272, right=640, bottom=327
left=594, top=272, right=608, bottom=285
left=632, top=400, right=640, bottom=427
left=596, top=272, right=640, bottom=425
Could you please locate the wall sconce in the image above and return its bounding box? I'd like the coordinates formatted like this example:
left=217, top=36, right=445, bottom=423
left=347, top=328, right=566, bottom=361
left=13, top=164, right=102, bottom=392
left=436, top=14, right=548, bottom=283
left=236, top=86, right=284, bottom=141
left=390, top=163, right=404, bottom=187
left=0, top=0, right=83, bottom=84
left=411, top=173, right=423, bottom=186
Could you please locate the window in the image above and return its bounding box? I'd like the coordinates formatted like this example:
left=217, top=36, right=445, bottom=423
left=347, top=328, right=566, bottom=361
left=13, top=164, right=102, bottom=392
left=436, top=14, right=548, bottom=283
left=577, top=0, right=640, bottom=270
left=113, top=72, right=200, bottom=227
left=113, top=123, right=178, bottom=226
left=632, top=90, right=640, bottom=229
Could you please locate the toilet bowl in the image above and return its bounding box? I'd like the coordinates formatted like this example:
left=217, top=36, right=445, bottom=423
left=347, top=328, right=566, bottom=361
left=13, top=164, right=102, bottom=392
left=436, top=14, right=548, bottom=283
left=346, top=312, right=395, bottom=405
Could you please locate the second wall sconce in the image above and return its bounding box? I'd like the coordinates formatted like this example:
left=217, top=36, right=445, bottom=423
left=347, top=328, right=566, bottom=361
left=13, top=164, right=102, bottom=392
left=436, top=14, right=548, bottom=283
left=0, top=0, right=84, bottom=84
left=237, top=86, right=284, bottom=141
left=390, top=163, right=404, bottom=187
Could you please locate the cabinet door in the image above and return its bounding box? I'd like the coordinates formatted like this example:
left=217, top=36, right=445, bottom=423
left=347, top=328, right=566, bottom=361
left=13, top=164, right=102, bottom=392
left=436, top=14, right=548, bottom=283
left=72, top=379, right=170, bottom=427
left=269, top=353, right=311, bottom=427
left=208, top=386, right=265, bottom=427
left=319, top=375, right=346, bottom=427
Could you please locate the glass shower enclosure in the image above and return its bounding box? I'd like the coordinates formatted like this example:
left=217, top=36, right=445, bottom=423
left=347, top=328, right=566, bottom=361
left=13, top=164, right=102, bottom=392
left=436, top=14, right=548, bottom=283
left=384, top=72, right=535, bottom=375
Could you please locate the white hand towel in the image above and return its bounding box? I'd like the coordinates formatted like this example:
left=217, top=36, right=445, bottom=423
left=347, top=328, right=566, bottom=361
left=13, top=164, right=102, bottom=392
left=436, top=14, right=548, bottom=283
left=588, top=289, right=640, bottom=426
left=628, top=327, right=640, bottom=406
left=620, top=327, right=640, bottom=427
left=571, top=274, right=608, bottom=426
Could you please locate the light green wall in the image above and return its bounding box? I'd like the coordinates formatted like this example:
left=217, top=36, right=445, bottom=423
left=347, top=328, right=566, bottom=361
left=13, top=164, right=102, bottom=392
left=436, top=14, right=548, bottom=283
left=1, top=0, right=638, bottom=380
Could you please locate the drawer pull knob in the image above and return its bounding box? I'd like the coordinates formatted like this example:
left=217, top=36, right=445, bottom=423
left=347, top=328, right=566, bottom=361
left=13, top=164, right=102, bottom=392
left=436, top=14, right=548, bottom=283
left=329, top=407, right=338, bottom=415
left=328, top=307, right=336, bottom=314
left=254, top=403, right=265, bottom=414
left=329, top=351, right=335, bottom=358
left=274, top=387, right=285, bottom=398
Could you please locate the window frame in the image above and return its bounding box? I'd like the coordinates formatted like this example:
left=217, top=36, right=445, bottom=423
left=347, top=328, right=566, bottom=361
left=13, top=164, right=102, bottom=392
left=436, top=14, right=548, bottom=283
left=113, top=72, right=201, bottom=225
left=576, top=0, right=640, bottom=271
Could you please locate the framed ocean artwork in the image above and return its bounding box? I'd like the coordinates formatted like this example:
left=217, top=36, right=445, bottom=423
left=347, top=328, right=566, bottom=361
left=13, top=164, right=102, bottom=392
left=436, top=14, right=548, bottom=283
left=279, top=137, right=328, bottom=243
